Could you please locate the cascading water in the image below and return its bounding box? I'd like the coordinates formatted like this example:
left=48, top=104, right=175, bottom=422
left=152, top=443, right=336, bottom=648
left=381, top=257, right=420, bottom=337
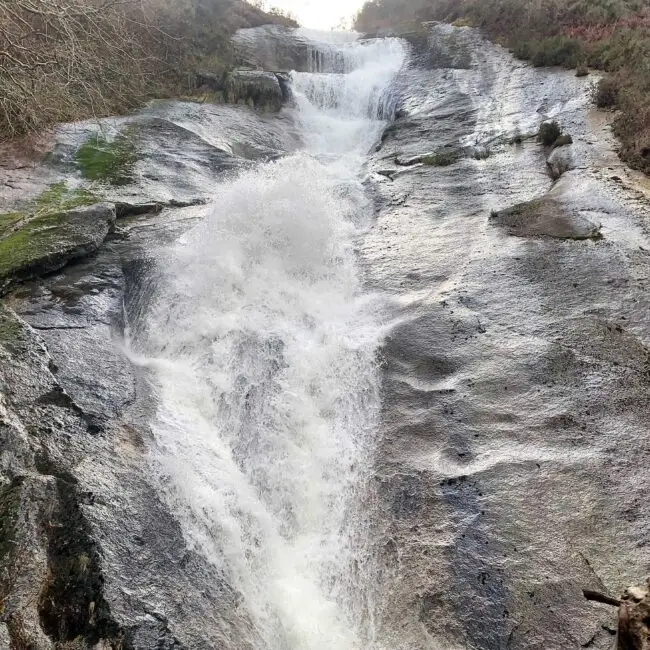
left=131, top=32, right=406, bottom=649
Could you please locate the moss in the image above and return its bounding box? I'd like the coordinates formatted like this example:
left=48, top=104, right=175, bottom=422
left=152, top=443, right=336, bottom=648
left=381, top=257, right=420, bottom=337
left=0, top=213, right=25, bottom=238
left=0, top=211, right=69, bottom=278
left=538, top=121, right=563, bottom=146
left=35, top=182, right=98, bottom=215
left=0, top=182, right=99, bottom=285
left=74, top=134, right=138, bottom=185
left=0, top=182, right=105, bottom=290
left=0, top=306, right=26, bottom=347
left=451, top=16, right=473, bottom=27
left=422, top=151, right=459, bottom=166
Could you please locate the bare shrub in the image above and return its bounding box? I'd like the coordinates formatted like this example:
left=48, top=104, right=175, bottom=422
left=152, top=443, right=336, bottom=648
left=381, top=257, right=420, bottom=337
left=0, top=0, right=187, bottom=137
left=0, top=0, right=295, bottom=139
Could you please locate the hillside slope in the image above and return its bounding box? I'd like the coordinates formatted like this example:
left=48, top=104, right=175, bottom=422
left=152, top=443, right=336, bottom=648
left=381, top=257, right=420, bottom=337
left=0, top=0, right=296, bottom=140
left=355, top=0, right=650, bottom=174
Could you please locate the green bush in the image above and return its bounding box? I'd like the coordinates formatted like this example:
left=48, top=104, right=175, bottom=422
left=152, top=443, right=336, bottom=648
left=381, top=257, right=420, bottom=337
left=593, top=76, right=620, bottom=108
left=530, top=36, right=583, bottom=68
left=538, top=121, right=562, bottom=146
left=512, top=41, right=535, bottom=60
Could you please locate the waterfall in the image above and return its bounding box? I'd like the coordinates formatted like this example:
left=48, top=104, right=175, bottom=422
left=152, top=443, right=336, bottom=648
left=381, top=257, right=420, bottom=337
left=133, top=32, right=406, bottom=650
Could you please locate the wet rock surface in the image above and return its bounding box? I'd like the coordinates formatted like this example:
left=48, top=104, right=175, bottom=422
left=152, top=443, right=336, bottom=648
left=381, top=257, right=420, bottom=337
left=362, top=24, right=650, bottom=650
left=0, top=98, right=297, bottom=648
left=0, top=204, right=116, bottom=294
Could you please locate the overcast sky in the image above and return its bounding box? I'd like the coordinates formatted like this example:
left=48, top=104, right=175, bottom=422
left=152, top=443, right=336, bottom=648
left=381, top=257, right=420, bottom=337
left=267, top=0, right=366, bottom=29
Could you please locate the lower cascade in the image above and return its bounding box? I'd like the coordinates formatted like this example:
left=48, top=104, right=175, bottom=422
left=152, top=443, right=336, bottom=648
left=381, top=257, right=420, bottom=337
left=129, top=34, right=406, bottom=649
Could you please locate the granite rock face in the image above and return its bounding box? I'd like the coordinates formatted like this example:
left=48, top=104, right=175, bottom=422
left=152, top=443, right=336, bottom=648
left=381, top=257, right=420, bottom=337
left=0, top=97, right=298, bottom=649
left=0, top=204, right=116, bottom=294
left=362, top=23, right=650, bottom=650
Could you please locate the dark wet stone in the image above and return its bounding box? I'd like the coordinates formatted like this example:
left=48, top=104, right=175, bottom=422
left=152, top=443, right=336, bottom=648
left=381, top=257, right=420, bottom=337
left=115, top=202, right=163, bottom=219
left=225, top=70, right=286, bottom=111
left=490, top=196, right=601, bottom=239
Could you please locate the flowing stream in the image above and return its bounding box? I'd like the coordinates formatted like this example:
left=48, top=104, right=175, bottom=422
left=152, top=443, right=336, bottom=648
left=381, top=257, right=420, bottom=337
left=132, top=34, right=406, bottom=649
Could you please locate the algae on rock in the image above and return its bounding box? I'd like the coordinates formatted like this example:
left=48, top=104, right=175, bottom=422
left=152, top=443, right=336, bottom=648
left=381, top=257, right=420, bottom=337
left=0, top=204, right=116, bottom=293
left=34, top=182, right=98, bottom=214
left=74, top=133, right=138, bottom=185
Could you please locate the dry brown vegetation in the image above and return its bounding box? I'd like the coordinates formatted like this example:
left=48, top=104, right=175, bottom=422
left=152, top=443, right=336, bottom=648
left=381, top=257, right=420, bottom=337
left=0, top=0, right=295, bottom=139
left=355, top=0, right=650, bottom=174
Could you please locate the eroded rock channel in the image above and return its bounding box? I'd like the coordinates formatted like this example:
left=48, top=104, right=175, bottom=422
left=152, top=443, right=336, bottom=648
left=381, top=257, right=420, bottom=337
left=0, top=23, right=648, bottom=650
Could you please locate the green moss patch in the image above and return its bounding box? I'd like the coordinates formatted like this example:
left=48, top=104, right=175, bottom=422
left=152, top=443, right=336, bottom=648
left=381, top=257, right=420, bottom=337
left=0, top=182, right=100, bottom=275
left=74, top=134, right=138, bottom=185
left=35, top=182, right=98, bottom=215
left=0, top=211, right=72, bottom=279
left=0, top=182, right=99, bottom=283
left=0, top=213, right=25, bottom=238
left=0, top=305, right=26, bottom=348
left=0, top=183, right=111, bottom=292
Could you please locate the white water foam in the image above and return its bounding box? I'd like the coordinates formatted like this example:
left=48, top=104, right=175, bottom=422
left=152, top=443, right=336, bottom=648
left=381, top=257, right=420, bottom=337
left=134, top=32, right=406, bottom=649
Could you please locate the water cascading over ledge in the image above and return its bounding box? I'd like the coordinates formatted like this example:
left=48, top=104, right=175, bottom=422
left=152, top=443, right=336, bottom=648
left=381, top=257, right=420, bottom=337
left=128, top=33, right=407, bottom=650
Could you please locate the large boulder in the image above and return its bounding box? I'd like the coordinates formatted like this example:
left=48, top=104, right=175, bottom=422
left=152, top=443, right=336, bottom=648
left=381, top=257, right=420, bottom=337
left=547, top=144, right=576, bottom=180
left=490, top=195, right=601, bottom=239
left=224, top=70, right=287, bottom=111
left=0, top=203, right=116, bottom=293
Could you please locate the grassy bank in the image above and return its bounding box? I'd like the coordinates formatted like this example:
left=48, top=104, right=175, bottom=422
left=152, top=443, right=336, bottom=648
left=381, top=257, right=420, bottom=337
left=355, top=0, right=650, bottom=174
left=0, top=0, right=296, bottom=140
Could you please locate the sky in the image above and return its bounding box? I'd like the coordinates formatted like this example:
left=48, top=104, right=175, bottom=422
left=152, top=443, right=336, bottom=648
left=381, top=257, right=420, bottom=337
left=265, top=0, right=366, bottom=29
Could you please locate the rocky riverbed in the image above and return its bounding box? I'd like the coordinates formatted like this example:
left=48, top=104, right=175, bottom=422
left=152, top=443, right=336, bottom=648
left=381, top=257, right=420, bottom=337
left=0, top=22, right=648, bottom=650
